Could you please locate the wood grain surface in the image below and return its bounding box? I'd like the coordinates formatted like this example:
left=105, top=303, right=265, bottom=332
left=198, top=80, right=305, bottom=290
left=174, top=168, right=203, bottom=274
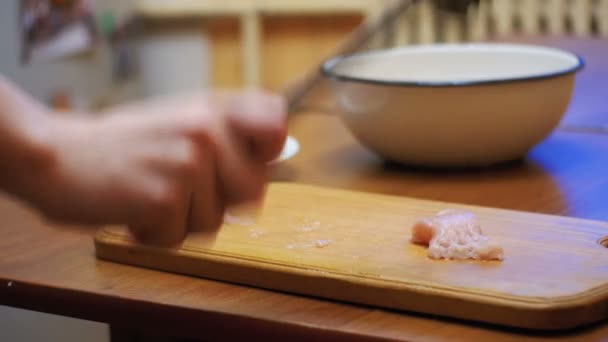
left=96, top=183, right=608, bottom=330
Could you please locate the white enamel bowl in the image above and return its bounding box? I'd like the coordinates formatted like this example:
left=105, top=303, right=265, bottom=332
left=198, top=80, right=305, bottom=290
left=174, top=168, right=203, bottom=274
left=321, top=43, right=583, bottom=167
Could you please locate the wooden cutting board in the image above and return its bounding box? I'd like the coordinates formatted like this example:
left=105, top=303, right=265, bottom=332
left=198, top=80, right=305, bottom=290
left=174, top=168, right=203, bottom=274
left=95, top=182, right=608, bottom=330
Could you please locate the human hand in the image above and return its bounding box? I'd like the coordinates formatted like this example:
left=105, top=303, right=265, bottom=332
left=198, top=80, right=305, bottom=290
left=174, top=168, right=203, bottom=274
left=12, top=90, right=286, bottom=246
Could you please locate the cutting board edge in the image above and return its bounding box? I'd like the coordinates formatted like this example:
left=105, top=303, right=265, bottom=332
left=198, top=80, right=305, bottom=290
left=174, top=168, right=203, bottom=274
left=94, top=227, right=608, bottom=331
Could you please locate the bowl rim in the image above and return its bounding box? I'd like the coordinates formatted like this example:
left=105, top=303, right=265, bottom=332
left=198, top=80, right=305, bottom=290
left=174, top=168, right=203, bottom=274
left=320, top=43, right=585, bottom=87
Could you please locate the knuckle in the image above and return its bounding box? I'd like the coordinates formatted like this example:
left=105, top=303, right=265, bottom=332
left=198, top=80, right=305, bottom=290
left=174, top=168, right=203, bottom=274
left=269, top=93, right=287, bottom=116
left=181, top=106, right=214, bottom=142
left=186, top=119, right=211, bottom=140
left=129, top=223, right=185, bottom=247
left=268, top=123, right=288, bottom=147
left=249, top=181, right=265, bottom=200
left=147, top=183, right=182, bottom=217
left=210, top=200, right=227, bottom=230
left=174, top=141, right=201, bottom=176
left=233, top=179, right=265, bottom=205
left=128, top=224, right=151, bottom=242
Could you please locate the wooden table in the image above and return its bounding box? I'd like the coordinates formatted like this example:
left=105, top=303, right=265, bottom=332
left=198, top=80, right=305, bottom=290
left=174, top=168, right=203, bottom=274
left=2, top=37, right=608, bottom=341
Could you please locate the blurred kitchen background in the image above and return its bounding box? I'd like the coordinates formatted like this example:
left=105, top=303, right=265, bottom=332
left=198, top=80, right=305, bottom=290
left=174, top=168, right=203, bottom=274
left=2, top=0, right=606, bottom=111
left=1, top=0, right=378, bottom=113
left=1, top=0, right=606, bottom=341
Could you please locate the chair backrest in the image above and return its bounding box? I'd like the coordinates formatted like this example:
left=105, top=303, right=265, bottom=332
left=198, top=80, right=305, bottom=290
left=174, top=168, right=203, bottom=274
left=380, top=0, right=608, bottom=48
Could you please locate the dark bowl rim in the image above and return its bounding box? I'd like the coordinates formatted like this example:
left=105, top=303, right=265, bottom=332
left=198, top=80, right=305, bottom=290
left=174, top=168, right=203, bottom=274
left=320, top=43, right=585, bottom=87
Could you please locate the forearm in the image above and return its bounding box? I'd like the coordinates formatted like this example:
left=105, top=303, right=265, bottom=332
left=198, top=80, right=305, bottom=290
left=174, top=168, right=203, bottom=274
left=0, top=75, right=54, bottom=195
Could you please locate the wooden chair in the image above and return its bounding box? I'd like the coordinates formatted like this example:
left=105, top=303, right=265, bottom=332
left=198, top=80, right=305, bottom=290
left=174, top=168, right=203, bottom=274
left=380, top=0, right=608, bottom=49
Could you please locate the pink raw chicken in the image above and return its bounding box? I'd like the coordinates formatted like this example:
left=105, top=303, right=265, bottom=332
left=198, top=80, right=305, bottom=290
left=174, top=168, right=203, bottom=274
left=411, top=209, right=504, bottom=261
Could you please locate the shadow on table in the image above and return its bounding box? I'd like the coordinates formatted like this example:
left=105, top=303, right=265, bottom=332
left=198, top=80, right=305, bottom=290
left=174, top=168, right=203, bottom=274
left=312, top=139, right=567, bottom=216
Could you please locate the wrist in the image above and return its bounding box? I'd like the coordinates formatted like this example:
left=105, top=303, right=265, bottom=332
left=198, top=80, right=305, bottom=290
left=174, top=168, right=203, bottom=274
left=0, top=78, right=57, bottom=198
left=0, top=117, right=57, bottom=196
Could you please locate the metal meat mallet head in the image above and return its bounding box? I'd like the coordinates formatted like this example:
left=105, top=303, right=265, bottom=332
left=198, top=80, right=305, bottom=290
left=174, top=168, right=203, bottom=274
left=434, top=0, right=481, bottom=14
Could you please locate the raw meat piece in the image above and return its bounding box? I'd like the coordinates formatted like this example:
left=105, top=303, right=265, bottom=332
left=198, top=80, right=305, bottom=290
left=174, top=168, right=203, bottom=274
left=411, top=209, right=503, bottom=261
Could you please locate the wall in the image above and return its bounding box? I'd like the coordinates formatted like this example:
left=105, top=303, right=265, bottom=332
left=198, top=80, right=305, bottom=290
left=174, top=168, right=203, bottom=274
left=0, top=0, right=117, bottom=108
left=207, top=14, right=363, bottom=90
